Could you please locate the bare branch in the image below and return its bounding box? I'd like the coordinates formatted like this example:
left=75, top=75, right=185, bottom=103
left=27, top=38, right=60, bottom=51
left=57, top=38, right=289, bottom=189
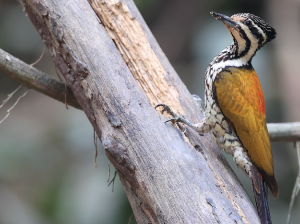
left=268, top=122, right=300, bottom=142
left=286, top=141, right=300, bottom=224
left=0, top=48, right=81, bottom=110
left=1, top=48, right=300, bottom=143
left=0, top=85, right=28, bottom=124
left=30, top=46, right=45, bottom=66
left=0, top=85, right=22, bottom=109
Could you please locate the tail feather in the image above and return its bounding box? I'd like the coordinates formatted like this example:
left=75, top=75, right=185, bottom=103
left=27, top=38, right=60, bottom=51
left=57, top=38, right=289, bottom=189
left=251, top=166, right=272, bottom=224
left=261, top=169, right=279, bottom=198
left=252, top=180, right=272, bottom=224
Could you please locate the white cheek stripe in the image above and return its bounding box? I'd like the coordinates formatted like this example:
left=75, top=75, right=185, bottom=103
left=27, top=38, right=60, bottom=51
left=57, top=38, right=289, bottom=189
left=242, top=22, right=267, bottom=45
left=211, top=22, right=266, bottom=70
left=232, top=30, right=246, bottom=56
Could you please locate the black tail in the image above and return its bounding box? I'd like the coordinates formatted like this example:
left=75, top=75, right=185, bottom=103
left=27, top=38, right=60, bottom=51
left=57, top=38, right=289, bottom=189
left=251, top=167, right=272, bottom=224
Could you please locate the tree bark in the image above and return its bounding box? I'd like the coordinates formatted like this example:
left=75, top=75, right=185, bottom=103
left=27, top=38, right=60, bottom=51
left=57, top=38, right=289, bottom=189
left=2, top=47, right=299, bottom=143
left=20, top=0, right=260, bottom=223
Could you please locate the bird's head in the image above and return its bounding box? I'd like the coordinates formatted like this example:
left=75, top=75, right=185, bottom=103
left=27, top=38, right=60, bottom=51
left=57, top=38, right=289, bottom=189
left=210, top=12, right=276, bottom=63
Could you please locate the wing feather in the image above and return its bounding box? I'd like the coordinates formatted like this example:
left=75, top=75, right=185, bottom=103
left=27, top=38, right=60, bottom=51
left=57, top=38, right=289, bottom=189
left=214, top=66, right=274, bottom=176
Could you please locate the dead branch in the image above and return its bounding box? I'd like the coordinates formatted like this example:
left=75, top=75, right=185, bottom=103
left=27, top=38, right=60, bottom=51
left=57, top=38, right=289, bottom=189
left=2, top=47, right=299, bottom=144
left=268, top=122, right=300, bottom=142
left=11, top=0, right=272, bottom=223
left=0, top=48, right=81, bottom=109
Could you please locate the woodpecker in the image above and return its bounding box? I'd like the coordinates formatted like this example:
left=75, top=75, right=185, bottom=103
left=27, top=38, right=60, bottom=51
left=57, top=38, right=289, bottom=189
left=156, top=12, right=278, bottom=224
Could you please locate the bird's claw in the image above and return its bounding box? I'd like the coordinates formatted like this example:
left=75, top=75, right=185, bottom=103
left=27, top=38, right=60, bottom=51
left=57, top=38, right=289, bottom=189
left=165, top=117, right=182, bottom=124
left=155, top=103, right=170, bottom=112
left=155, top=103, right=175, bottom=116
left=155, top=103, right=182, bottom=124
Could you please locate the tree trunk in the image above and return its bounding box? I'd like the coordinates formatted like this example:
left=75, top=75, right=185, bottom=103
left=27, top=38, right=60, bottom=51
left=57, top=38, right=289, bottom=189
left=20, top=0, right=260, bottom=223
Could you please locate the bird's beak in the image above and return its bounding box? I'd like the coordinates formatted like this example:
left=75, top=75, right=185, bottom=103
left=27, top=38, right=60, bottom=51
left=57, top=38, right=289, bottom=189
left=210, top=12, right=238, bottom=29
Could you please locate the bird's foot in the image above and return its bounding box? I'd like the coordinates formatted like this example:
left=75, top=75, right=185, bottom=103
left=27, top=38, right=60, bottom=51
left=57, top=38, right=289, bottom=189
left=155, top=103, right=210, bottom=133
left=155, top=103, right=184, bottom=124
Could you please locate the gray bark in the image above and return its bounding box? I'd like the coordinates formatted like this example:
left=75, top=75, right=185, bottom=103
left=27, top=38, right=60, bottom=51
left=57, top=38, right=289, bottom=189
left=1, top=49, right=298, bottom=143
left=0, top=48, right=80, bottom=109
left=268, top=122, right=300, bottom=142
left=19, top=0, right=260, bottom=223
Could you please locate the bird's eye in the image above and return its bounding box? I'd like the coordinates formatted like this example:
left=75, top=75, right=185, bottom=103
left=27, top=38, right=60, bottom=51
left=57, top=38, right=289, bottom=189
left=244, top=20, right=253, bottom=28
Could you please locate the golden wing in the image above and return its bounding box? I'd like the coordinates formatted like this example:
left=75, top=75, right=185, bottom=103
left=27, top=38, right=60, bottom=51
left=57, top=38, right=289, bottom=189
left=214, top=66, right=273, bottom=177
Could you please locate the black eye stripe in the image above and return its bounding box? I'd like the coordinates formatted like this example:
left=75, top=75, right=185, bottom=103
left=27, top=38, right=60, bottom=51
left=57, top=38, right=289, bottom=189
left=250, top=26, right=259, bottom=35
left=214, top=13, right=276, bottom=64
left=250, top=26, right=264, bottom=45
left=246, top=24, right=265, bottom=43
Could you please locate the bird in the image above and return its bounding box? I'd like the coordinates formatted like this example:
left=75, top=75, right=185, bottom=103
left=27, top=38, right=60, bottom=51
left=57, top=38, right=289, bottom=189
left=156, top=11, right=278, bottom=224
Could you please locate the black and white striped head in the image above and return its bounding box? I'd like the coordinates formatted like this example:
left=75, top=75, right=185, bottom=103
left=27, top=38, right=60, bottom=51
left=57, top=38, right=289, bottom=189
left=211, top=12, right=276, bottom=64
